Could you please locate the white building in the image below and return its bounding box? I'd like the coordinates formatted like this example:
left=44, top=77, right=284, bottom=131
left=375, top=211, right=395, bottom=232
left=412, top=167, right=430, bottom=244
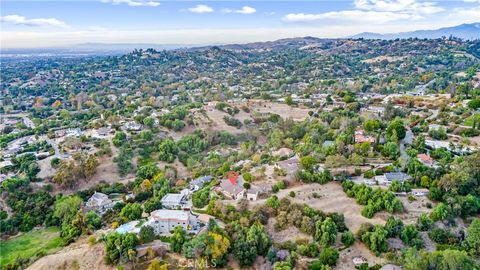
left=85, top=192, right=115, bottom=214
left=146, top=210, right=190, bottom=235
left=161, top=193, right=189, bottom=209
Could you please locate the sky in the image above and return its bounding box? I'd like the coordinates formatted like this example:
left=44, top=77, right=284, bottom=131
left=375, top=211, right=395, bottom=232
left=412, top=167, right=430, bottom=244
left=1, top=0, right=480, bottom=48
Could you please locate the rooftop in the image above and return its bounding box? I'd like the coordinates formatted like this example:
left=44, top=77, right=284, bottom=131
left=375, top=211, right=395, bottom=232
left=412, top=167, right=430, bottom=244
left=150, top=209, right=189, bottom=222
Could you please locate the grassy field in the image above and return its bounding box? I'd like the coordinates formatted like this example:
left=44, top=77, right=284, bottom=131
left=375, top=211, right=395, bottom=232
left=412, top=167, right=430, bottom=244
left=0, top=227, right=63, bottom=267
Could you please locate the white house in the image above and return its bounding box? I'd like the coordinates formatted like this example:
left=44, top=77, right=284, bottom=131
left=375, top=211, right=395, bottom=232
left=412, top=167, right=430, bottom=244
left=246, top=188, right=259, bottom=201
left=85, top=192, right=115, bottom=214
left=145, top=210, right=190, bottom=235
left=411, top=188, right=429, bottom=197
left=160, top=193, right=189, bottom=209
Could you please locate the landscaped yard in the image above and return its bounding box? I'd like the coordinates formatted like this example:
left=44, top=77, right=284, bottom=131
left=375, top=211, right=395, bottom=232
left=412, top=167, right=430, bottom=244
left=0, top=227, right=63, bottom=267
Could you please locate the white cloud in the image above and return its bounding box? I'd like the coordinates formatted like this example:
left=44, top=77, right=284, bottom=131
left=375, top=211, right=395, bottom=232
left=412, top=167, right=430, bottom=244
left=283, top=10, right=420, bottom=23
left=464, top=0, right=480, bottom=3
left=283, top=0, right=444, bottom=24
left=223, top=6, right=256, bottom=14
left=449, top=6, right=480, bottom=22
left=100, top=0, right=160, bottom=7
left=354, top=0, right=444, bottom=14
left=188, top=5, right=214, bottom=13
left=0, top=15, right=69, bottom=28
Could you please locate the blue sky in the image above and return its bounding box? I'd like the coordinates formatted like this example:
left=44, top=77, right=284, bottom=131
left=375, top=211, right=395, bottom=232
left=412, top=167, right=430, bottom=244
left=1, top=0, right=479, bottom=48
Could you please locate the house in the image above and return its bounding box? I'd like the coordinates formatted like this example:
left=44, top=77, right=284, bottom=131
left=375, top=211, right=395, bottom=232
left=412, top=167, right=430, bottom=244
left=0, top=160, right=13, bottom=169
left=417, top=153, right=435, bottom=167
left=85, top=192, right=115, bottom=214
left=190, top=175, right=213, bottom=191
left=218, top=175, right=246, bottom=200
left=246, top=188, right=259, bottom=201
left=375, top=172, right=411, bottom=186
left=145, top=210, right=191, bottom=235
left=123, top=121, right=143, bottom=131
left=93, top=127, right=112, bottom=138
left=354, top=129, right=375, bottom=144
left=160, top=193, right=189, bottom=209
left=364, top=179, right=376, bottom=186
left=411, top=188, right=429, bottom=197
left=66, top=128, right=81, bottom=137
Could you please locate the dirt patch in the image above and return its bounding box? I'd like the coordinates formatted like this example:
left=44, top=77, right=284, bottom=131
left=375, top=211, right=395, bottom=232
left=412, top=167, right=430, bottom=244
left=27, top=237, right=110, bottom=270
left=250, top=182, right=386, bottom=233
left=247, top=100, right=311, bottom=121
left=337, top=242, right=384, bottom=270
left=393, top=196, right=435, bottom=225
left=266, top=218, right=313, bottom=244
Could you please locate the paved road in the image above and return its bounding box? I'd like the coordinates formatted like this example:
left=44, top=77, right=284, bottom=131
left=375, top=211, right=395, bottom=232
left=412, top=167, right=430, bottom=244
left=425, top=109, right=439, bottom=121
left=400, top=127, right=414, bottom=159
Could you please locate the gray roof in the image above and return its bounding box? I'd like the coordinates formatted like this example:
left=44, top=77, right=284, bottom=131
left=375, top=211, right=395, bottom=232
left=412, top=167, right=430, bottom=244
left=219, top=175, right=245, bottom=195
left=190, top=175, right=213, bottom=188
left=385, top=172, right=411, bottom=182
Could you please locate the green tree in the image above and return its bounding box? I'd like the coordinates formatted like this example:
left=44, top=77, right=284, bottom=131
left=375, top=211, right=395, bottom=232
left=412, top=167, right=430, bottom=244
left=386, top=118, right=406, bottom=140
left=285, top=95, right=293, bottom=106
left=320, top=217, right=337, bottom=247
left=158, top=139, right=178, bottom=163
left=120, top=203, right=142, bottom=222
left=171, top=226, right=187, bottom=253
left=318, top=247, right=339, bottom=266
left=341, top=232, right=355, bottom=247
left=139, top=225, right=155, bottom=244
left=466, top=218, right=480, bottom=255
left=54, top=195, right=82, bottom=223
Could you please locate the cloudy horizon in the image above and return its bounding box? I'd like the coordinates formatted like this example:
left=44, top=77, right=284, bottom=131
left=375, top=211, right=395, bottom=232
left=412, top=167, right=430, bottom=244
left=1, top=0, right=480, bottom=48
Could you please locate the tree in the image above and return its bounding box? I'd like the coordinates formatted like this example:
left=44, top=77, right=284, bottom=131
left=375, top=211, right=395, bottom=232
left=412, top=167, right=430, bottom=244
left=139, top=225, right=155, bottom=244
left=361, top=225, right=388, bottom=255
left=285, top=95, right=293, bottom=106
left=466, top=218, right=480, bottom=255
left=85, top=155, right=99, bottom=179
left=468, top=99, right=480, bottom=110
left=320, top=217, right=337, bottom=247
left=383, top=142, right=400, bottom=159
left=120, top=203, right=142, bottom=222
left=171, top=226, right=187, bottom=253
left=300, top=156, right=316, bottom=171
left=158, top=139, right=178, bottom=163
left=85, top=211, right=102, bottom=230
left=147, top=259, right=168, bottom=270
left=104, top=232, right=138, bottom=264
left=233, top=223, right=271, bottom=267
left=386, top=118, right=406, bottom=140
left=341, top=232, right=355, bottom=247
left=113, top=131, right=127, bottom=147
left=54, top=195, right=82, bottom=223
left=318, top=247, right=339, bottom=266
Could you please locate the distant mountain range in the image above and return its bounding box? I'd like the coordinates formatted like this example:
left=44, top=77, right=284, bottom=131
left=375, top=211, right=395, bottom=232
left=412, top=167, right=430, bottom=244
left=2, top=23, right=478, bottom=57
left=351, top=23, right=480, bottom=40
